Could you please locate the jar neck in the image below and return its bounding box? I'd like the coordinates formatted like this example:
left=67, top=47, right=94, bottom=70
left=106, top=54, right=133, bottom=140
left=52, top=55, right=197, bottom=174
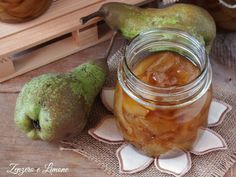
left=118, top=29, right=212, bottom=108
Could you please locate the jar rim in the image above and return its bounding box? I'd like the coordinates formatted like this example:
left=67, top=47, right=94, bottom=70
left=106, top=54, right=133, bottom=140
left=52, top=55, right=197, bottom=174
left=218, top=0, right=236, bottom=9
left=124, top=28, right=208, bottom=92
left=119, top=28, right=212, bottom=107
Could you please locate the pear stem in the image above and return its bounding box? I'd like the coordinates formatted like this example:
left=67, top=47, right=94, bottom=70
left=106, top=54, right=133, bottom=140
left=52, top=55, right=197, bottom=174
left=104, top=30, right=118, bottom=61
left=80, top=11, right=104, bottom=24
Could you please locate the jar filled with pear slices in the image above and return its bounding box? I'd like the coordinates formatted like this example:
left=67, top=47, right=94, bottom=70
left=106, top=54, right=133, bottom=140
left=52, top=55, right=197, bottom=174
left=114, top=29, right=213, bottom=157
left=0, top=0, right=52, bottom=23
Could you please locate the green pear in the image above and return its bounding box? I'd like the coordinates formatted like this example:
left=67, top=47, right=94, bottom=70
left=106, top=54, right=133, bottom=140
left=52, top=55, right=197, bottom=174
left=81, top=2, right=216, bottom=52
left=14, top=32, right=117, bottom=142
left=14, top=63, right=106, bottom=141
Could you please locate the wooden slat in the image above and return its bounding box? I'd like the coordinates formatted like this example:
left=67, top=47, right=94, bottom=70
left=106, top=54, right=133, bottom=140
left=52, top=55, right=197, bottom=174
left=0, top=0, right=104, bottom=39
left=72, top=24, right=99, bottom=46
left=0, top=0, right=147, bottom=57
left=0, top=31, right=112, bottom=83
left=0, top=57, right=15, bottom=78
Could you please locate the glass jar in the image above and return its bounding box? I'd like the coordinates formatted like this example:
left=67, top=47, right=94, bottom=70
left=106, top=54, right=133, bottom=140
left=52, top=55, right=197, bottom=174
left=199, top=0, right=236, bottom=31
left=182, top=0, right=236, bottom=31
left=0, top=0, right=52, bottom=23
left=114, top=29, right=213, bottom=157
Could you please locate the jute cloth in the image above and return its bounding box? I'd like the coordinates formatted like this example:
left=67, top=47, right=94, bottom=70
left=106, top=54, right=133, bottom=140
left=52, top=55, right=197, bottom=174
left=61, top=39, right=236, bottom=177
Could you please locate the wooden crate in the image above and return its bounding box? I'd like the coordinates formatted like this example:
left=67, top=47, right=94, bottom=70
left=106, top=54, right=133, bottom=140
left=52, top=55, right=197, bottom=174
left=0, top=0, right=151, bottom=83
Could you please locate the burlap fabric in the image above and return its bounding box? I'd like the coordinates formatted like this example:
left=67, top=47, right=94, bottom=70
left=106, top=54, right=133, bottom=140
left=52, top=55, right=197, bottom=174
left=61, top=39, right=236, bottom=177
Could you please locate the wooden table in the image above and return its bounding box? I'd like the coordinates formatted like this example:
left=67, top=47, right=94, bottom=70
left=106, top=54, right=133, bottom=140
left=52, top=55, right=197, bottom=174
left=0, top=35, right=235, bottom=177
